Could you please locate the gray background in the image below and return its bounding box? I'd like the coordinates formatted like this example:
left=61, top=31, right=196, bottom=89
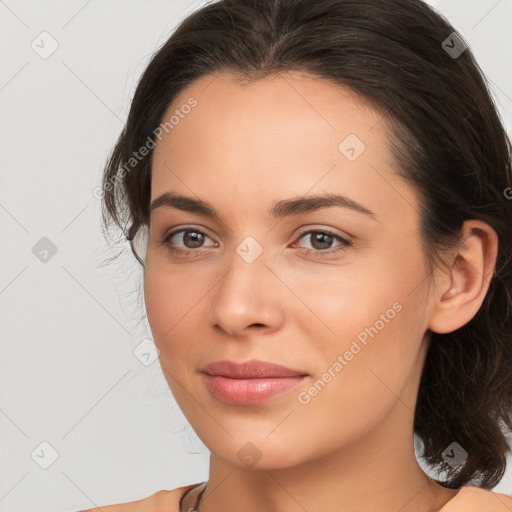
left=1, top=1, right=511, bottom=510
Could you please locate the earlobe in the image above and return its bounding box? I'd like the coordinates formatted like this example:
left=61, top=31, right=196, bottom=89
left=428, top=220, right=498, bottom=334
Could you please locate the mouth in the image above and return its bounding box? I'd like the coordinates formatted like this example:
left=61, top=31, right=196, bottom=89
left=201, top=359, right=309, bottom=405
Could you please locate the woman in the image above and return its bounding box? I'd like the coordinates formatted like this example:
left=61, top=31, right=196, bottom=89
left=85, top=0, right=512, bottom=510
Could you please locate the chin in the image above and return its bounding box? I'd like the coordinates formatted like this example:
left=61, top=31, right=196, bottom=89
left=201, top=433, right=315, bottom=471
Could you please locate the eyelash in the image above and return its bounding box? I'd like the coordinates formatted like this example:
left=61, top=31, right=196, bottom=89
left=161, top=227, right=353, bottom=258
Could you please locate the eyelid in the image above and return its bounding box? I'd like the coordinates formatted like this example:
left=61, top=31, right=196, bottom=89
left=291, top=225, right=352, bottom=242
left=161, top=224, right=352, bottom=257
left=289, top=228, right=353, bottom=255
left=161, top=226, right=218, bottom=248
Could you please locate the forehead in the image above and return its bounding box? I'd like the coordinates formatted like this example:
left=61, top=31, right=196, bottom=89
left=150, top=71, right=420, bottom=226
left=156, top=71, right=383, bottom=155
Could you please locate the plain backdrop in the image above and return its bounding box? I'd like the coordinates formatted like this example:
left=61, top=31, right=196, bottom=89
left=1, top=0, right=511, bottom=510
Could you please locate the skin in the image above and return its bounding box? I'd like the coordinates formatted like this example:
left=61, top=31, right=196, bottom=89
left=144, top=71, right=498, bottom=512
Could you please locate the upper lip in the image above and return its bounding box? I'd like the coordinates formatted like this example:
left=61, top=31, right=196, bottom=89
left=201, top=359, right=308, bottom=378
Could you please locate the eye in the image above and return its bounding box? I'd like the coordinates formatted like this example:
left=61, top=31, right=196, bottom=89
left=291, top=229, right=352, bottom=257
left=161, top=227, right=352, bottom=258
left=162, top=227, right=217, bottom=253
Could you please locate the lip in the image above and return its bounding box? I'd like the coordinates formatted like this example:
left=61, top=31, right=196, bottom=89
left=201, top=359, right=307, bottom=378
left=201, top=359, right=309, bottom=405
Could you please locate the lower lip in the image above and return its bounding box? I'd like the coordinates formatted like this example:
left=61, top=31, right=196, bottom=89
left=202, top=374, right=308, bottom=405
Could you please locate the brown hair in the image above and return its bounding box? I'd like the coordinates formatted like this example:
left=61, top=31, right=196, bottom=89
left=100, top=0, right=512, bottom=489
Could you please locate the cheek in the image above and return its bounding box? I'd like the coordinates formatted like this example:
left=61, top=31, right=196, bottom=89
left=143, top=265, right=209, bottom=413
left=285, top=257, right=425, bottom=417
left=274, top=256, right=400, bottom=350
left=143, top=261, right=206, bottom=355
left=292, top=299, right=420, bottom=452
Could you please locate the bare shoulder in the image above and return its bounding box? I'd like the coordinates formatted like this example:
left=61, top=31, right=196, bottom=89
left=440, top=486, right=512, bottom=511
left=79, top=490, right=162, bottom=512
left=79, top=485, right=199, bottom=512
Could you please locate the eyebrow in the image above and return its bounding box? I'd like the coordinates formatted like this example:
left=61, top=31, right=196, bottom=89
left=150, top=191, right=376, bottom=220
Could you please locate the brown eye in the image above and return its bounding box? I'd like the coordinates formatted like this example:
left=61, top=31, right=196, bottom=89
left=309, top=232, right=335, bottom=250
left=181, top=230, right=205, bottom=248
left=292, top=229, right=352, bottom=257
left=163, top=228, right=216, bottom=250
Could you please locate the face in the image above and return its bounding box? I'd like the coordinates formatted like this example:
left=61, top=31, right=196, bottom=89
left=144, top=71, right=435, bottom=469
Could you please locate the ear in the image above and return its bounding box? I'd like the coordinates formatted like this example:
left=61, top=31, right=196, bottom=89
left=428, top=220, right=498, bottom=334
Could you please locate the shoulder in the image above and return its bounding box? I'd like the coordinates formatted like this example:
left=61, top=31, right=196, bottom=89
left=79, top=483, right=204, bottom=512
left=440, top=485, right=512, bottom=511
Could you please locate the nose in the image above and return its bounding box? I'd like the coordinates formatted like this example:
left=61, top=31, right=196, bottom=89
left=208, top=247, right=285, bottom=338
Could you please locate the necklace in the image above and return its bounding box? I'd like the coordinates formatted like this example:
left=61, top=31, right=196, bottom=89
left=182, top=482, right=207, bottom=512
